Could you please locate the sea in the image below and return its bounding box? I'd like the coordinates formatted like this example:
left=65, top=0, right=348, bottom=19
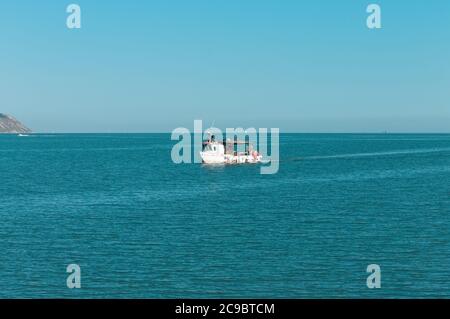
left=0, top=133, right=449, bottom=298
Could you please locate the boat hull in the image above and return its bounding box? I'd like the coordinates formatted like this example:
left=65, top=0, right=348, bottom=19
left=200, top=152, right=226, bottom=164
left=200, top=152, right=262, bottom=164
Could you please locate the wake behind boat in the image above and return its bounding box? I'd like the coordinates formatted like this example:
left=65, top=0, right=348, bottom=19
left=200, top=135, right=262, bottom=164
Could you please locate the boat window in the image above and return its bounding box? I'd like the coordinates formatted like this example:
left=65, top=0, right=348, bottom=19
left=203, top=144, right=213, bottom=151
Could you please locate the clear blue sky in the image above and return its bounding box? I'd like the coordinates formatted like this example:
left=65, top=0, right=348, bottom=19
left=1, top=0, right=449, bottom=132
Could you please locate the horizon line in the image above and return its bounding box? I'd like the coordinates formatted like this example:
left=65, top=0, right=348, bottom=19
left=3, top=131, right=450, bottom=135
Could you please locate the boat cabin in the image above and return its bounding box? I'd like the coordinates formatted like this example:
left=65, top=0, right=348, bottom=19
left=203, top=135, right=254, bottom=156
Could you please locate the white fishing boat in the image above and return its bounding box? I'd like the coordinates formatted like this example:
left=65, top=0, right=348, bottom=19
left=200, top=135, right=262, bottom=164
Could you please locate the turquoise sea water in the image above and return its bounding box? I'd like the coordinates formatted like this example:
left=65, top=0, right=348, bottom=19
left=0, top=133, right=449, bottom=298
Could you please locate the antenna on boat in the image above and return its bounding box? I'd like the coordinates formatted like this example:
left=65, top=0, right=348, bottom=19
left=204, top=120, right=215, bottom=142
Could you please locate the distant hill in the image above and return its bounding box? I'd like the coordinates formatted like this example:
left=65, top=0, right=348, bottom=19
left=0, top=113, right=31, bottom=133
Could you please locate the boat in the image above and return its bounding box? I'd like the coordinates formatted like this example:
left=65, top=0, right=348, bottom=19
left=200, top=135, right=262, bottom=164
left=18, top=134, right=29, bottom=137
